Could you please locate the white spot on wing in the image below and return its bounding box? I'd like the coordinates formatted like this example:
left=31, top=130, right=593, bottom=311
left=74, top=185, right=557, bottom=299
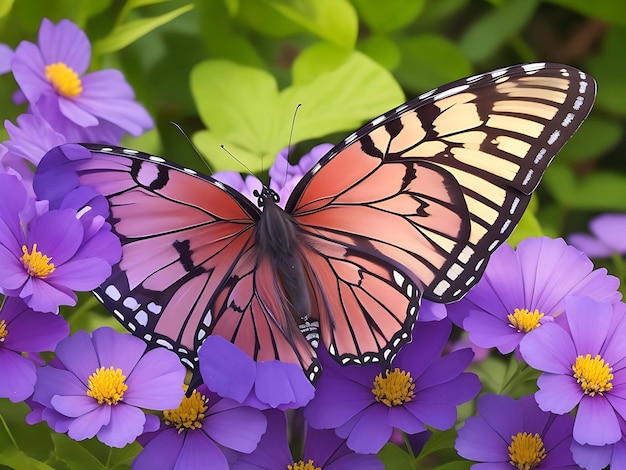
left=433, top=280, right=450, bottom=296
left=548, top=130, right=560, bottom=145
left=105, top=285, right=121, bottom=301
left=123, top=297, right=139, bottom=311
left=433, top=84, right=469, bottom=101
left=156, top=339, right=174, bottom=349
left=393, top=271, right=405, bottom=287
left=135, top=310, right=148, bottom=326
left=149, top=155, right=165, bottom=162
left=148, top=302, right=162, bottom=314
left=371, top=115, right=386, bottom=126
left=522, top=63, right=545, bottom=72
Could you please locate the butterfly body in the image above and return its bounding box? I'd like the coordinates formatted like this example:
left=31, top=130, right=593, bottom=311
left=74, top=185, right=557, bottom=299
left=35, top=62, right=596, bottom=384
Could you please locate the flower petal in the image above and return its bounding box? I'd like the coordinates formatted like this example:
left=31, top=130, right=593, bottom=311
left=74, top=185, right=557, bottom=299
left=204, top=405, right=266, bottom=452
left=124, top=348, right=186, bottom=410
left=97, top=403, right=146, bottom=447
left=535, top=373, right=583, bottom=414
left=0, top=349, right=36, bottom=402
left=574, top=396, right=621, bottom=445
left=198, top=336, right=256, bottom=403
left=519, top=322, right=575, bottom=374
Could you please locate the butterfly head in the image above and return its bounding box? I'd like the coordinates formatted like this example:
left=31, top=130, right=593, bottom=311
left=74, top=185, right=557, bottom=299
left=253, top=186, right=280, bottom=208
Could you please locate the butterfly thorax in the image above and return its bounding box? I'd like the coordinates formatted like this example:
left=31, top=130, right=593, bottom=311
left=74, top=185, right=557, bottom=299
left=254, top=186, right=312, bottom=323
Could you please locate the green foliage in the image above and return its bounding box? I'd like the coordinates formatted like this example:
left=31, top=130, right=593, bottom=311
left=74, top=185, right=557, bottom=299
left=1, top=0, right=626, bottom=468
left=191, top=45, right=403, bottom=172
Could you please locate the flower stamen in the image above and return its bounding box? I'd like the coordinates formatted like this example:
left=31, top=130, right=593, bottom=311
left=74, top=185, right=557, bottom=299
left=372, top=367, right=415, bottom=407
left=86, top=366, right=128, bottom=405
left=572, top=354, right=613, bottom=396
left=508, top=432, right=547, bottom=470
left=45, top=62, right=83, bottom=98
left=0, top=320, right=7, bottom=341
left=21, top=244, right=55, bottom=278
left=164, top=389, right=208, bottom=433
left=508, top=308, right=544, bottom=333
left=288, top=460, right=321, bottom=470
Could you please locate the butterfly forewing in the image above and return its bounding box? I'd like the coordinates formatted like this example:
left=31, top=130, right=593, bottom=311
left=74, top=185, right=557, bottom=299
left=289, top=63, right=596, bottom=306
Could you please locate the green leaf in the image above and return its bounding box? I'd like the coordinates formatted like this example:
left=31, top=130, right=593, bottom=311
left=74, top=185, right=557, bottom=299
left=433, top=461, right=473, bottom=470
left=352, top=0, right=425, bottom=33
left=587, top=25, right=626, bottom=116
left=396, top=35, right=472, bottom=93
left=0, top=447, right=55, bottom=470
left=471, top=356, right=508, bottom=393
left=191, top=48, right=404, bottom=172
left=291, top=42, right=352, bottom=84
left=239, top=0, right=357, bottom=48
left=378, top=443, right=414, bottom=469
left=0, top=0, right=14, bottom=17
left=556, top=114, right=623, bottom=163
left=417, top=429, right=457, bottom=460
left=358, top=34, right=401, bottom=70
left=93, top=3, right=194, bottom=55
left=51, top=434, right=105, bottom=470
left=544, top=165, right=626, bottom=211
left=459, top=0, right=540, bottom=63
left=545, top=0, right=626, bottom=25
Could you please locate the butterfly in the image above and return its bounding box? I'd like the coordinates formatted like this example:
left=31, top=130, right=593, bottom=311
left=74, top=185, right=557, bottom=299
left=36, top=62, right=595, bottom=384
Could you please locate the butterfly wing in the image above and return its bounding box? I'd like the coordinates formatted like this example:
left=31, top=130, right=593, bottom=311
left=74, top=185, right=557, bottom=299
left=36, top=145, right=319, bottom=377
left=286, top=62, right=595, bottom=363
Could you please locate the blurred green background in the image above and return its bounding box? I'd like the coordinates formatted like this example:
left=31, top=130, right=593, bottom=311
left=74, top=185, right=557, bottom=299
left=1, top=2, right=626, bottom=468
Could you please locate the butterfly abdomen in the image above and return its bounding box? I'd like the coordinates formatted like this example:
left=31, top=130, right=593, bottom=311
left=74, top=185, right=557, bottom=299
left=256, top=190, right=313, bottom=326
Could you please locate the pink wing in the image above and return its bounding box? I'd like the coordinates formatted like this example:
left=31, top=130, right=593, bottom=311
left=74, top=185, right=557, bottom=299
left=35, top=144, right=320, bottom=378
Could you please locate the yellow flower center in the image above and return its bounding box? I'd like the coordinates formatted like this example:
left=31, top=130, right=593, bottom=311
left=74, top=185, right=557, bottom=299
left=0, top=320, right=7, bottom=341
left=21, top=244, right=55, bottom=278
left=86, top=366, right=128, bottom=405
left=45, top=62, right=83, bottom=98
left=372, top=367, right=415, bottom=407
left=508, top=432, right=547, bottom=470
left=508, top=308, right=544, bottom=333
left=164, top=389, right=208, bottom=433
left=572, top=354, right=614, bottom=396
left=288, top=460, right=321, bottom=470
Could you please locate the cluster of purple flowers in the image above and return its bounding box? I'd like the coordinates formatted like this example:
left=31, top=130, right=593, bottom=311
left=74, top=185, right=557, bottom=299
left=0, top=18, right=186, bottom=450
left=2, top=16, right=626, bottom=470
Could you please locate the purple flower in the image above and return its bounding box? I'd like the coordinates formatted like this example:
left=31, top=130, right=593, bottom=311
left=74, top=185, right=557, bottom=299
left=455, top=394, right=578, bottom=469
left=11, top=19, right=153, bottom=142
left=568, top=213, right=626, bottom=258
left=232, top=410, right=383, bottom=470
left=0, top=172, right=121, bottom=312
left=571, top=419, right=626, bottom=470
left=520, top=297, right=626, bottom=446
left=304, top=319, right=480, bottom=454
left=213, top=143, right=332, bottom=208
left=30, top=327, right=186, bottom=447
left=0, top=43, right=12, bottom=75
left=134, top=384, right=266, bottom=470
left=0, top=296, right=68, bottom=402
left=4, top=113, right=67, bottom=167
left=1, top=112, right=68, bottom=194
left=199, top=335, right=314, bottom=410
left=447, top=237, right=621, bottom=355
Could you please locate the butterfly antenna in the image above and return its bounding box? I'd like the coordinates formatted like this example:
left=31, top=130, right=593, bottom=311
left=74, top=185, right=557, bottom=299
left=282, top=103, right=302, bottom=189
left=220, top=145, right=255, bottom=176
left=170, top=121, right=214, bottom=174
